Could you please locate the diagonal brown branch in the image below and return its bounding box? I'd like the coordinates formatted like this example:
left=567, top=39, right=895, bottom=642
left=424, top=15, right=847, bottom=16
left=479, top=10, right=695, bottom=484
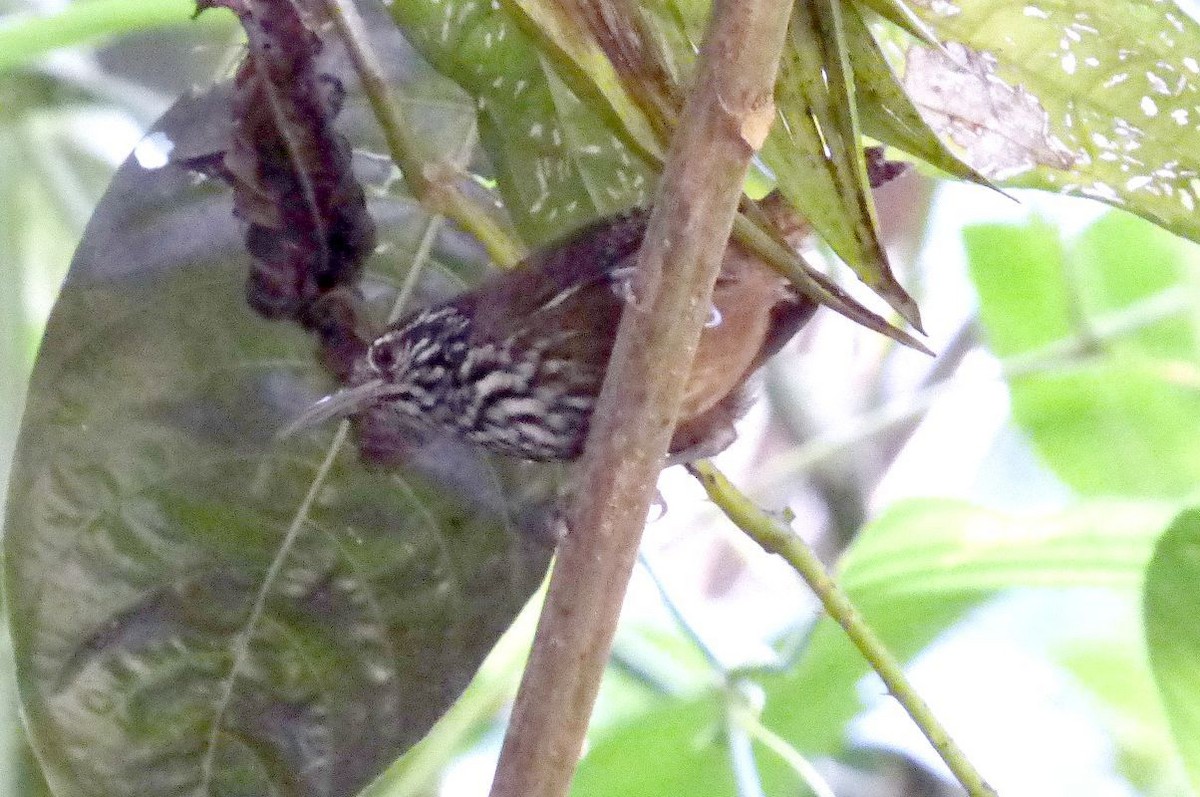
left=487, top=2, right=794, bottom=796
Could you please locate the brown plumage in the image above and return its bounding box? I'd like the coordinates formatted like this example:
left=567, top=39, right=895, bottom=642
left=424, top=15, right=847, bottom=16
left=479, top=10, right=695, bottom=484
left=289, top=209, right=815, bottom=462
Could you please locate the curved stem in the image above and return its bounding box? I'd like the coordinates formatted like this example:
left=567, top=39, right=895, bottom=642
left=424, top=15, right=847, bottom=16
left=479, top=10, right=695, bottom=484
left=688, top=459, right=998, bottom=797
left=322, top=0, right=526, bottom=268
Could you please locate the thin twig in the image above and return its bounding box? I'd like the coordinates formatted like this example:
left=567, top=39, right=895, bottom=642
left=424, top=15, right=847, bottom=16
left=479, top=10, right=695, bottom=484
left=385, top=120, right=483, bottom=325
left=638, top=551, right=725, bottom=673
left=487, top=2, right=795, bottom=795
left=688, top=460, right=998, bottom=797
left=725, top=705, right=769, bottom=797
left=322, top=0, right=526, bottom=268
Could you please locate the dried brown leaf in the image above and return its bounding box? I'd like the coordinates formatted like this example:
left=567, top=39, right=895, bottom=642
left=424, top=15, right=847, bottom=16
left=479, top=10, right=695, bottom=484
left=193, top=0, right=376, bottom=373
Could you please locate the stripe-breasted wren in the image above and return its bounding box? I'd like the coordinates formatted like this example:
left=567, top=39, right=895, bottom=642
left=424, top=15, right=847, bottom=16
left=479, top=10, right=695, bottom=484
left=287, top=209, right=816, bottom=462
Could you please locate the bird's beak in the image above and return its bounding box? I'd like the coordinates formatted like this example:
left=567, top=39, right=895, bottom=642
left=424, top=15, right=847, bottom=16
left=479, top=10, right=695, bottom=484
left=278, top=378, right=392, bottom=438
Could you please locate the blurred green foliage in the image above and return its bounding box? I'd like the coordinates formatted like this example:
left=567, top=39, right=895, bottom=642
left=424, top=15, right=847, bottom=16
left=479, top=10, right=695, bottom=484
left=3, top=2, right=1200, bottom=797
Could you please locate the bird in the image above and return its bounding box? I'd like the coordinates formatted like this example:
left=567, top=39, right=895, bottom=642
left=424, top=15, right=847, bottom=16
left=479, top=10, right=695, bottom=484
left=285, top=208, right=816, bottom=463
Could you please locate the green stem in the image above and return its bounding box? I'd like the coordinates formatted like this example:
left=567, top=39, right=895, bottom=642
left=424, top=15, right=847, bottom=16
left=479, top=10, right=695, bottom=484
left=1002, top=284, right=1191, bottom=376
left=688, top=460, right=998, bottom=797
left=727, top=693, right=837, bottom=797
left=322, top=0, right=526, bottom=268
left=0, top=0, right=228, bottom=73
left=754, top=283, right=1194, bottom=491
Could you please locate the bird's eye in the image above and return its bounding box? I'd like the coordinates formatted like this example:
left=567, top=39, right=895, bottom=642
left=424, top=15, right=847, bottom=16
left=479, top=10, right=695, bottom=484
left=368, top=343, right=398, bottom=372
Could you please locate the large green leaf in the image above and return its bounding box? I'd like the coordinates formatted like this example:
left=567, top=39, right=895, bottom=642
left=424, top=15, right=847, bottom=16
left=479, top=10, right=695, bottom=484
left=0, top=66, right=143, bottom=797
left=838, top=498, right=1173, bottom=596
left=908, top=0, right=1200, bottom=244
left=966, top=213, right=1200, bottom=497
left=571, top=694, right=733, bottom=797
left=1058, top=638, right=1189, bottom=795
left=576, top=497, right=1173, bottom=794
left=2, top=59, right=554, bottom=797
left=759, top=497, right=1172, bottom=771
left=1144, top=507, right=1200, bottom=794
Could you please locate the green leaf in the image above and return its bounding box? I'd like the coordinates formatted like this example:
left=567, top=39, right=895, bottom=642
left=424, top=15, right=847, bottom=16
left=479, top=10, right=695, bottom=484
left=504, top=1, right=671, bottom=157
left=572, top=694, right=734, bottom=797
left=966, top=214, right=1200, bottom=497
left=967, top=219, right=1074, bottom=355
left=388, top=1, right=656, bottom=246
left=761, top=497, right=1173, bottom=762
left=1144, top=507, right=1200, bottom=794
left=3, top=79, right=553, bottom=797
left=358, top=602, right=540, bottom=797
left=764, top=0, right=923, bottom=329
left=0, top=70, right=128, bottom=797
left=907, top=0, right=1200, bottom=244
left=839, top=498, right=1173, bottom=597
left=1058, top=640, right=1189, bottom=795
left=638, top=0, right=706, bottom=83
left=0, top=0, right=231, bottom=74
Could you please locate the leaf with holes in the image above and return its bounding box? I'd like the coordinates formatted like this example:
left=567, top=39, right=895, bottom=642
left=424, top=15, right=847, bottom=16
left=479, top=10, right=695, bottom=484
left=844, top=3, right=989, bottom=188
left=505, top=0, right=673, bottom=155
left=2, top=61, right=554, bottom=797
left=389, top=0, right=656, bottom=247
left=907, top=0, right=1200, bottom=244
